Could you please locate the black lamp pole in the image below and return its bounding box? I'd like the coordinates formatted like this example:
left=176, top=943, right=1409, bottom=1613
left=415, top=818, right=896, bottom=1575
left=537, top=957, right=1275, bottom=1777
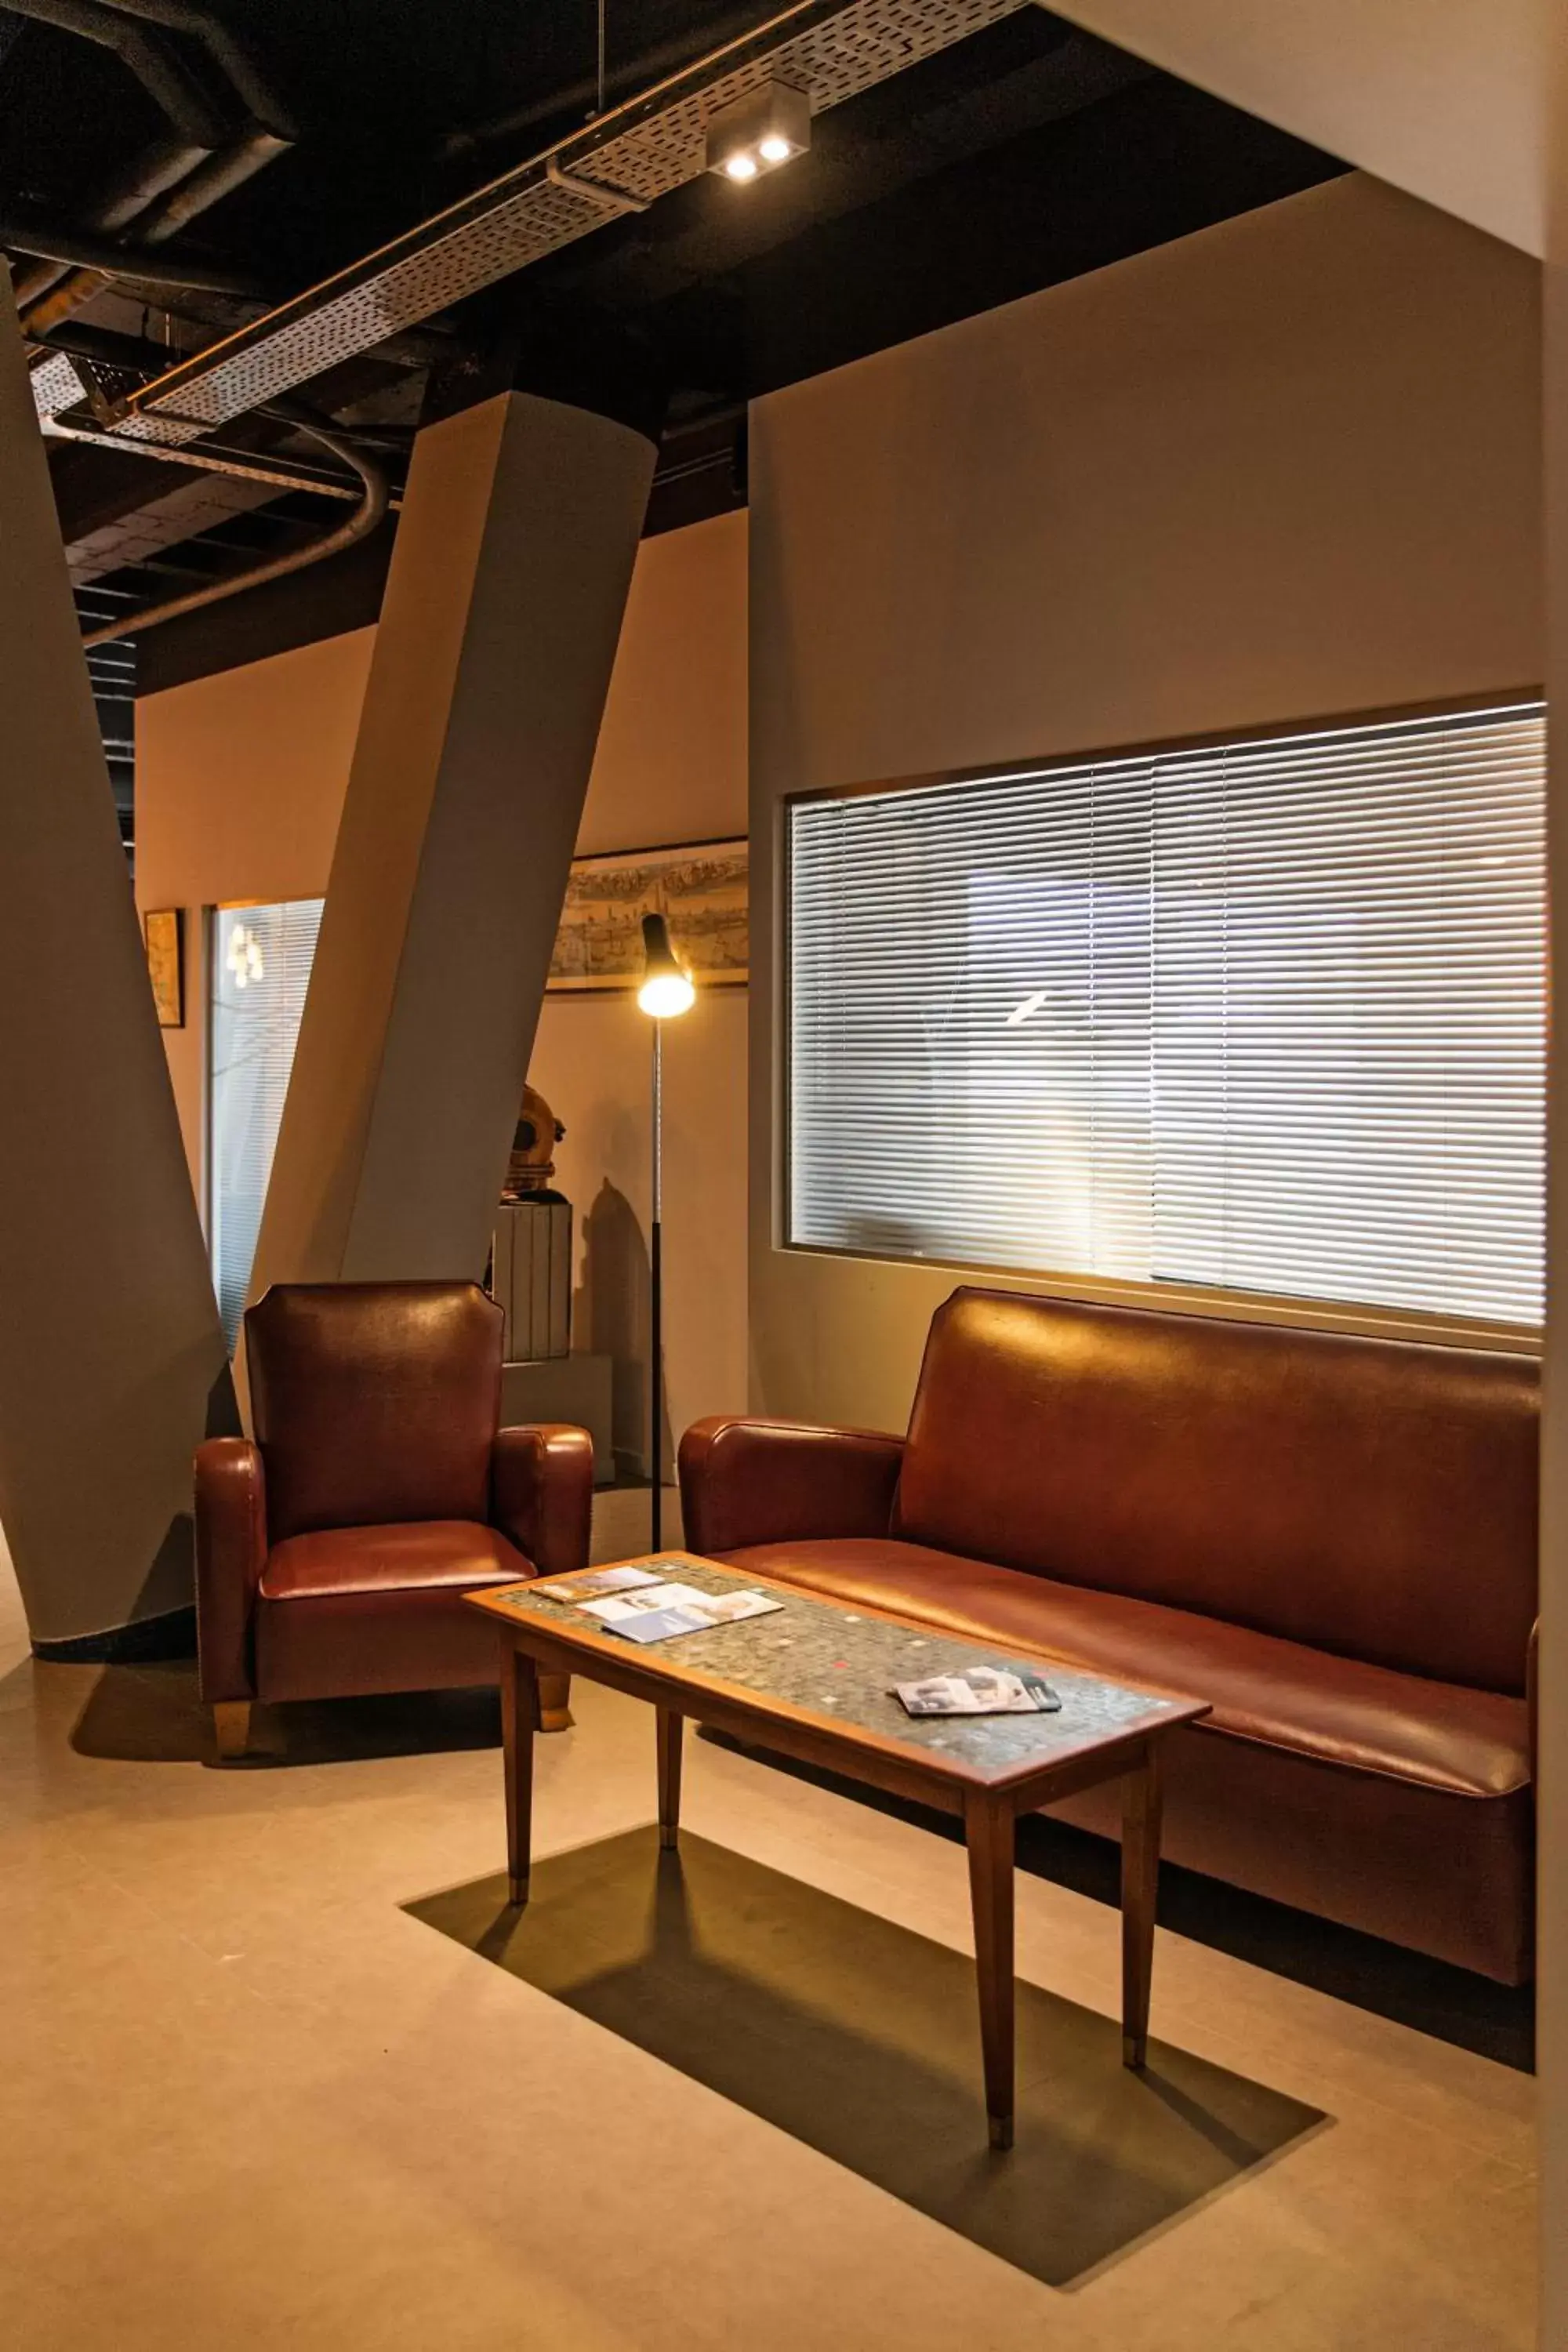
left=650, top=1012, right=664, bottom=1551
left=639, top=910, right=691, bottom=1550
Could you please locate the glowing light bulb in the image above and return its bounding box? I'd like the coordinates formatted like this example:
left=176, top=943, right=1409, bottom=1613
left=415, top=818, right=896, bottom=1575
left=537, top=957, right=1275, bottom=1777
left=758, top=133, right=792, bottom=164
left=724, top=151, right=758, bottom=181
left=637, top=971, right=695, bottom=1018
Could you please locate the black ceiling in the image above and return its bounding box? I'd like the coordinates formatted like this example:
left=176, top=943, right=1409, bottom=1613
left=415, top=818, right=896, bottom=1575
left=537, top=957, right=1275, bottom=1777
left=2, top=0, right=1346, bottom=728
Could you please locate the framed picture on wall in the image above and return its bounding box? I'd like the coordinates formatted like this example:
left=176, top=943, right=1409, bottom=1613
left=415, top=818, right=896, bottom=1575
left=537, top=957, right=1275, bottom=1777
left=548, top=837, right=748, bottom=993
left=144, top=907, right=184, bottom=1029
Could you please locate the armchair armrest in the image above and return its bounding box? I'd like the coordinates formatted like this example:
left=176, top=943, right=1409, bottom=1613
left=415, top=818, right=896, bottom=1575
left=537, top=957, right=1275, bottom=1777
left=194, top=1437, right=267, bottom=1704
left=678, top=1416, right=905, bottom=1555
left=492, top=1424, right=593, bottom=1582
left=1528, top=1619, right=1539, bottom=1783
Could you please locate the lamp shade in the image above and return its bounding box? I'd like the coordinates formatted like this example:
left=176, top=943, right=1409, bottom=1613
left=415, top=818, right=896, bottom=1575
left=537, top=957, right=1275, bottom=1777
left=637, top=912, right=695, bottom=1018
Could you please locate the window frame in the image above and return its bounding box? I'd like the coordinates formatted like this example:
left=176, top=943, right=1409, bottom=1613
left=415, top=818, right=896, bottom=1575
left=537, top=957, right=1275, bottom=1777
left=779, top=689, right=1545, bottom=1358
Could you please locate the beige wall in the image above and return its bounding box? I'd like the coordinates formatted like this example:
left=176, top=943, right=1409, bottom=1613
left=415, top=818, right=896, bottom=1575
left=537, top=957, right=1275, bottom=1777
left=1049, top=0, right=1555, bottom=260
left=748, top=172, right=1544, bottom=1435
left=135, top=506, right=750, bottom=1447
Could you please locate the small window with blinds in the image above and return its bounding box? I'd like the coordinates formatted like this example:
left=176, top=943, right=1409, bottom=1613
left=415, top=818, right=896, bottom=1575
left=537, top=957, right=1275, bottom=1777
left=208, top=897, right=324, bottom=1352
left=787, top=702, right=1546, bottom=1329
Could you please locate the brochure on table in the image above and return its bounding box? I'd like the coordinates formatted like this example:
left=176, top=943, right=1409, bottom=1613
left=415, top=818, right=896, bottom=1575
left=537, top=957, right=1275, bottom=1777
left=532, top=1565, right=783, bottom=1645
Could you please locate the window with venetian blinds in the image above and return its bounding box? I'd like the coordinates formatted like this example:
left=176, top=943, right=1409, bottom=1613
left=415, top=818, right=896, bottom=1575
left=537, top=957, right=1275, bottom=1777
left=787, top=703, right=1546, bottom=1327
left=208, top=897, right=325, bottom=1352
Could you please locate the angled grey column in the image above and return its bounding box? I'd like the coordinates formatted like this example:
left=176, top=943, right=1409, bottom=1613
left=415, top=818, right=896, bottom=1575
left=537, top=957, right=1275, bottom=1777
left=0, top=276, right=233, bottom=1650
left=250, top=387, right=656, bottom=1292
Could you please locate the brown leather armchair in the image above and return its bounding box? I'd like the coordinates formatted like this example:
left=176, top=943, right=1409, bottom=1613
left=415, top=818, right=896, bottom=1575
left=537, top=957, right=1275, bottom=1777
left=194, top=1280, right=592, bottom=1758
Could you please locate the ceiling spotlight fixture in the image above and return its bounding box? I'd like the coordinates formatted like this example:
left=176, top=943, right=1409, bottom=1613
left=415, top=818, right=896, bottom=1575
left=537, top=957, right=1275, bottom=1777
left=706, top=75, right=811, bottom=186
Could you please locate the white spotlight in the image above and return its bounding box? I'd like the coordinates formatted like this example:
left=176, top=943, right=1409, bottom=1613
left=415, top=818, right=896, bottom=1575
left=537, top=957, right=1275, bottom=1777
left=706, top=76, right=811, bottom=184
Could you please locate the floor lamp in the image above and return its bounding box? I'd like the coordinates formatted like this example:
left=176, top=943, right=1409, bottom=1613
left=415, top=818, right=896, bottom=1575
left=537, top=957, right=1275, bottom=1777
left=637, top=913, right=695, bottom=1549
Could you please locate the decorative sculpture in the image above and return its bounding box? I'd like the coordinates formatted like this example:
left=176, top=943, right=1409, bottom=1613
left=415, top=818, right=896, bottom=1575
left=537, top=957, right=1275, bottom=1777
left=493, top=1082, right=572, bottom=1359
left=502, top=1082, right=566, bottom=1200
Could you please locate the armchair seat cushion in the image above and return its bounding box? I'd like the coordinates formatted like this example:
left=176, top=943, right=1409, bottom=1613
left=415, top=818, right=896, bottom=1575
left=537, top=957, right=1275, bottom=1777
left=717, top=1538, right=1530, bottom=1800
left=254, top=1519, right=532, bottom=1704
left=260, top=1520, right=532, bottom=1602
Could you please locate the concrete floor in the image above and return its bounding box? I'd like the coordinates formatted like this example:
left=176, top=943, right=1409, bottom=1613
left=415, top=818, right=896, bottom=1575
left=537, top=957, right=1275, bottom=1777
left=0, top=1499, right=1537, bottom=2349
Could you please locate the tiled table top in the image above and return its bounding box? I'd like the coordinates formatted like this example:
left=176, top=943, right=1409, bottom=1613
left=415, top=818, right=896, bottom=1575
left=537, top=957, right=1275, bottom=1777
left=480, top=1552, right=1196, bottom=1786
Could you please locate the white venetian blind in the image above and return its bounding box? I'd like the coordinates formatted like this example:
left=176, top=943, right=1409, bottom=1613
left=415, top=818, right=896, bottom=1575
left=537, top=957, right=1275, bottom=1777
left=208, top=898, right=324, bottom=1352
left=788, top=702, right=1545, bottom=1327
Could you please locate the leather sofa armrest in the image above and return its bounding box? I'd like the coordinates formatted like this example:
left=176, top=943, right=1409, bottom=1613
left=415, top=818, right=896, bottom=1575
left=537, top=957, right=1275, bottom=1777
left=194, top=1436, right=267, bottom=1704
left=678, top=1416, right=905, bottom=1555
left=492, top=1424, right=594, bottom=1581
left=1528, top=1618, right=1539, bottom=1783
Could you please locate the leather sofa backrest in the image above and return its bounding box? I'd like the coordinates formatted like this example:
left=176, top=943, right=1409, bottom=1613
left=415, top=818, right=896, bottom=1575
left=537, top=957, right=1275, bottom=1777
left=895, top=1288, right=1538, bottom=1693
left=246, top=1281, right=503, bottom=1541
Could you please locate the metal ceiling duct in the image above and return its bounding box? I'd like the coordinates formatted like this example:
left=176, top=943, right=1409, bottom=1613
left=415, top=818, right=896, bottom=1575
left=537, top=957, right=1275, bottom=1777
left=108, top=0, right=1031, bottom=447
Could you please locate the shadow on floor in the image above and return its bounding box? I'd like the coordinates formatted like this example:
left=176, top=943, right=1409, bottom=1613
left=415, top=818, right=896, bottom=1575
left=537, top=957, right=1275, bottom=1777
left=407, top=1827, right=1324, bottom=2290
left=701, top=1729, right=1537, bottom=2073
left=66, top=1658, right=502, bottom=1769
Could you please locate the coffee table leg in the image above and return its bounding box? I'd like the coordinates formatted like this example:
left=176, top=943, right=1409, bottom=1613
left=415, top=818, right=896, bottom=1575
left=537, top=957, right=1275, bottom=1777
left=964, top=1790, right=1015, bottom=2150
left=657, top=1708, right=683, bottom=1850
left=502, top=1644, right=538, bottom=1907
left=1121, top=1745, right=1163, bottom=2068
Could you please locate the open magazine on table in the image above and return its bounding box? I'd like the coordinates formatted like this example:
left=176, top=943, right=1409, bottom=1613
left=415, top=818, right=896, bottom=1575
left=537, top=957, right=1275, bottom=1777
left=530, top=1566, right=783, bottom=1645
left=891, top=1668, right=1061, bottom=1718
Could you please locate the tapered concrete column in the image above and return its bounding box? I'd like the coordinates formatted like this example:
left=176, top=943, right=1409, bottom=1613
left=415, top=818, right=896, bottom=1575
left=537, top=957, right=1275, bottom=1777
left=0, top=278, right=234, bottom=1650
left=251, top=389, right=655, bottom=1292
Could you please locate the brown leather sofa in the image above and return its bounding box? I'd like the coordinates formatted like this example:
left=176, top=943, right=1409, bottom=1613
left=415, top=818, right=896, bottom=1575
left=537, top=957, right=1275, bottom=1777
left=681, top=1288, right=1538, bottom=1983
left=194, top=1281, right=592, bottom=1757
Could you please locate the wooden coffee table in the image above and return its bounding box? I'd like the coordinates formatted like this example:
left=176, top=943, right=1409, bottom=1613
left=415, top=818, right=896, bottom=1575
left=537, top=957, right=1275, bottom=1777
left=467, top=1553, right=1208, bottom=2150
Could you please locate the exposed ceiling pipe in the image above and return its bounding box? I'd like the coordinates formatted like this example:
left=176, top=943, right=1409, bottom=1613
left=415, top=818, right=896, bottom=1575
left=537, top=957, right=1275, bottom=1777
left=79, top=417, right=387, bottom=647
left=7, top=130, right=208, bottom=307
left=19, top=126, right=287, bottom=336
left=89, top=0, right=299, bottom=140
left=2, top=212, right=260, bottom=293
left=5, top=0, right=293, bottom=335
left=2, top=0, right=230, bottom=147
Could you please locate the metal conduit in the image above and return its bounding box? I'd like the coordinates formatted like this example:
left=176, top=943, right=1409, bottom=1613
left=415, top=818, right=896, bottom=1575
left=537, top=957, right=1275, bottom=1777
left=80, top=419, right=387, bottom=648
